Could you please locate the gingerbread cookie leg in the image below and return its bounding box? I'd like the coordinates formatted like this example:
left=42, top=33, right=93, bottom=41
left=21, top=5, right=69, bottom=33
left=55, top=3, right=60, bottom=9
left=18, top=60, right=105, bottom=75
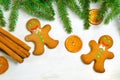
left=45, top=37, right=59, bottom=48
left=81, top=53, right=95, bottom=64
left=94, top=60, right=105, bottom=73
left=33, top=41, right=44, bottom=55
left=42, top=25, right=59, bottom=48
left=0, top=42, right=23, bottom=63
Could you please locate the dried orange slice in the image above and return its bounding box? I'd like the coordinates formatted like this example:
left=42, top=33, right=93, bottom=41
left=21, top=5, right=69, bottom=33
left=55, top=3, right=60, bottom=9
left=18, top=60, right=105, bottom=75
left=0, top=56, right=9, bottom=74
left=89, top=9, right=102, bottom=25
left=65, top=35, right=82, bottom=53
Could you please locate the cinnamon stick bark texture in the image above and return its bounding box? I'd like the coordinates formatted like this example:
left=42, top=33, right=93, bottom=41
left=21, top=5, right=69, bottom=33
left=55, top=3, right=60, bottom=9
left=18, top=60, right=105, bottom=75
left=0, top=28, right=31, bottom=51
left=0, top=42, right=23, bottom=63
left=0, top=34, right=30, bottom=57
left=0, top=35, right=27, bottom=58
left=0, top=27, right=31, bottom=63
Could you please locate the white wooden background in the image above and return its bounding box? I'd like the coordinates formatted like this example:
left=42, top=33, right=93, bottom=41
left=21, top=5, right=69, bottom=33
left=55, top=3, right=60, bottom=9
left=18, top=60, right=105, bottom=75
left=0, top=3, right=120, bottom=80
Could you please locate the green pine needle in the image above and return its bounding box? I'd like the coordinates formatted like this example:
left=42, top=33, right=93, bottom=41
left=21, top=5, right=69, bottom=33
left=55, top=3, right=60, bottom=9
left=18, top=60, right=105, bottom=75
left=65, top=0, right=82, bottom=19
left=0, top=0, right=120, bottom=33
left=105, top=6, right=120, bottom=24
left=21, top=0, right=54, bottom=20
left=91, top=0, right=103, bottom=2
left=2, top=0, right=11, bottom=10
left=56, top=0, right=72, bottom=34
left=0, top=9, right=6, bottom=27
left=78, top=0, right=90, bottom=29
left=9, top=1, right=19, bottom=31
left=45, top=0, right=55, bottom=17
left=97, top=2, right=109, bottom=21
left=31, top=0, right=55, bottom=18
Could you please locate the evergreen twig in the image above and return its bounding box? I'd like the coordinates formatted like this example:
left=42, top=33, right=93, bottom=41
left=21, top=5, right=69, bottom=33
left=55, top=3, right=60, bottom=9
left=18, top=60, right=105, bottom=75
left=9, top=1, right=19, bottom=31
left=78, top=0, right=90, bottom=29
left=97, top=2, right=108, bottom=21
left=105, top=7, right=120, bottom=24
left=21, top=0, right=54, bottom=20
left=56, top=0, right=72, bottom=33
left=65, top=0, right=82, bottom=18
left=0, top=8, right=6, bottom=27
left=0, top=0, right=120, bottom=33
left=2, top=0, right=11, bottom=10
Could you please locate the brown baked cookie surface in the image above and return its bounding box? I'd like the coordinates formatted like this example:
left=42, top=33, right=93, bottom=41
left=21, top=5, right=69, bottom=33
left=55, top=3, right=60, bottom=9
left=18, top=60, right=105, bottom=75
left=89, top=9, right=102, bottom=25
left=25, top=18, right=59, bottom=55
left=0, top=56, right=9, bottom=74
left=81, top=35, right=114, bottom=73
left=65, top=35, right=82, bottom=53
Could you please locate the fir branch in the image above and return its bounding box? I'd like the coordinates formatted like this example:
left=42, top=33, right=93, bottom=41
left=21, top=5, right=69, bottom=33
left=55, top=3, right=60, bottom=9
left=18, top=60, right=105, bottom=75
left=0, top=0, right=2, bottom=5
left=31, top=0, right=54, bottom=18
left=90, top=0, right=103, bottom=2
left=55, top=0, right=72, bottom=33
left=78, top=0, right=90, bottom=29
left=97, top=2, right=108, bottom=21
left=9, top=1, right=19, bottom=31
left=2, top=0, right=11, bottom=10
left=65, top=0, right=82, bottom=19
left=21, top=0, right=54, bottom=20
left=45, top=0, right=55, bottom=17
left=0, top=8, right=6, bottom=27
left=104, top=6, right=120, bottom=24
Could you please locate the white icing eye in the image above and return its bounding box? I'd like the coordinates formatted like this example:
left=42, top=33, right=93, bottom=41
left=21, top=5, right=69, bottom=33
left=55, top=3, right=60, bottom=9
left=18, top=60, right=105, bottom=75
left=108, top=40, right=111, bottom=43
left=103, top=37, right=107, bottom=41
left=33, top=21, right=36, bottom=24
left=29, top=23, right=32, bottom=27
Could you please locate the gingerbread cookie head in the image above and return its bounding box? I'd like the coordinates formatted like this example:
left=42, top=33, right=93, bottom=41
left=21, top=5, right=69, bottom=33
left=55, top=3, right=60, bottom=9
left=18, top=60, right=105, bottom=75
left=99, top=35, right=113, bottom=49
left=26, top=18, right=41, bottom=32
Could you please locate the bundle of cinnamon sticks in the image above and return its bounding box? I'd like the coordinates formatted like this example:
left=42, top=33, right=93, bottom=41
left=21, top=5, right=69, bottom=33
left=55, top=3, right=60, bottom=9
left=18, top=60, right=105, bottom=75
left=0, top=28, right=31, bottom=63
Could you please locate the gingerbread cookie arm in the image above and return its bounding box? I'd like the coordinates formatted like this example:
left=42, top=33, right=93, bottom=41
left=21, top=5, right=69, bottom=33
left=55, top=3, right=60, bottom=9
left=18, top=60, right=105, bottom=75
left=25, top=32, right=36, bottom=42
left=89, top=40, right=98, bottom=49
left=42, top=25, right=59, bottom=48
left=81, top=40, right=98, bottom=64
left=81, top=52, right=95, bottom=64
left=0, top=42, right=23, bottom=63
left=42, top=24, right=51, bottom=32
left=25, top=35, right=34, bottom=42
left=45, top=37, right=59, bottom=48
left=107, top=51, right=114, bottom=59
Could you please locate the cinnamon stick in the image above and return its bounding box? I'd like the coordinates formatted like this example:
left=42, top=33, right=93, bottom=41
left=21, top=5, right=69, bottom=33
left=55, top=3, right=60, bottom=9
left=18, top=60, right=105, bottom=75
left=0, top=33, right=30, bottom=57
left=0, top=34, right=27, bottom=58
left=0, top=28, right=31, bottom=51
left=0, top=42, right=23, bottom=63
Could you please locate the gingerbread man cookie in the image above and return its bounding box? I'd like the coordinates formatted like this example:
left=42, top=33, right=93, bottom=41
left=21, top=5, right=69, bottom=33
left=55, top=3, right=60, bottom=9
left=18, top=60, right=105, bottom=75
left=81, top=35, right=114, bottom=73
left=25, top=18, right=59, bottom=55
